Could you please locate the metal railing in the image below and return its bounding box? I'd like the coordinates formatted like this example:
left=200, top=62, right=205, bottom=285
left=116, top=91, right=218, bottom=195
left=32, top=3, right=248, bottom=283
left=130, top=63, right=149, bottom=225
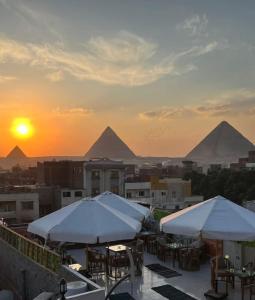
left=0, top=224, right=61, bottom=273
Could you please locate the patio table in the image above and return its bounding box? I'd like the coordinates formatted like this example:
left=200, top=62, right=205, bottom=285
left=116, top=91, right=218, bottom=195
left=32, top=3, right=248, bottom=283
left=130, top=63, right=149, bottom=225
left=227, top=269, right=255, bottom=300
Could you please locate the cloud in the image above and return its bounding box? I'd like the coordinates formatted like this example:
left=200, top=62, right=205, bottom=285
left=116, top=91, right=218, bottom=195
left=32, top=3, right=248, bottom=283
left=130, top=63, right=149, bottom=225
left=0, top=75, right=17, bottom=83
left=46, top=70, right=64, bottom=82
left=139, top=107, right=196, bottom=121
left=53, top=107, right=93, bottom=117
left=139, top=89, right=255, bottom=120
left=177, top=14, right=208, bottom=37
left=0, top=0, right=62, bottom=41
left=0, top=31, right=221, bottom=86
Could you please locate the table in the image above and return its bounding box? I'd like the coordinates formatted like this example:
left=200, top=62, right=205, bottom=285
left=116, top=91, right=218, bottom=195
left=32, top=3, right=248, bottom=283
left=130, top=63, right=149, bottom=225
left=108, top=245, right=127, bottom=253
left=230, top=269, right=255, bottom=300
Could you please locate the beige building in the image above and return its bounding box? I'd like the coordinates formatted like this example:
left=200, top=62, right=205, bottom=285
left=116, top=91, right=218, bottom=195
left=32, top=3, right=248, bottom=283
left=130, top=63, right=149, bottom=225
left=0, top=186, right=39, bottom=224
left=125, top=176, right=203, bottom=210
left=84, top=158, right=127, bottom=197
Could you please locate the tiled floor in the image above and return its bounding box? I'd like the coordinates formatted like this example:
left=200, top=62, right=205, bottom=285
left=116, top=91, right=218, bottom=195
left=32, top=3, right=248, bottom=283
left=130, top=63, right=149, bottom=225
left=99, top=253, right=244, bottom=300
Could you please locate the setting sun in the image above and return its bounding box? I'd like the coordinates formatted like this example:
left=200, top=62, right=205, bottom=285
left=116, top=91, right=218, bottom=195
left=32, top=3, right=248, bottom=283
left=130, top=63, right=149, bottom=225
left=11, top=118, right=34, bottom=139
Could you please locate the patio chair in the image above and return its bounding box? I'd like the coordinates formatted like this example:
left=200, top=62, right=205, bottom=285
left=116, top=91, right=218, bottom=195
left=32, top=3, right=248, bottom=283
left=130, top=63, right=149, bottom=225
left=179, top=248, right=200, bottom=271
left=211, top=256, right=235, bottom=294
left=108, top=253, right=130, bottom=280
left=87, top=248, right=106, bottom=277
left=147, top=236, right=157, bottom=254
left=249, top=283, right=255, bottom=299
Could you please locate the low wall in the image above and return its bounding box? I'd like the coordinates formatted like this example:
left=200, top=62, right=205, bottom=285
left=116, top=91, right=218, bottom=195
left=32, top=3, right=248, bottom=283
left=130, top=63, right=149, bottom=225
left=0, top=238, right=59, bottom=300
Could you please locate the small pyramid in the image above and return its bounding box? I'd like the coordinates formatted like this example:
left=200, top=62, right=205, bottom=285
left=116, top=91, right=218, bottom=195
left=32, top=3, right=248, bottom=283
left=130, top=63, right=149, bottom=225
left=186, top=121, right=255, bottom=163
left=85, top=127, right=136, bottom=160
left=6, top=146, right=27, bottom=159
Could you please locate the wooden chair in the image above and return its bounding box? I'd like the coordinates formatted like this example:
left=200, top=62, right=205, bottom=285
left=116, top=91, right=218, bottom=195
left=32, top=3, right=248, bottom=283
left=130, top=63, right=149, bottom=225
left=109, top=253, right=130, bottom=279
left=211, top=256, right=235, bottom=295
left=87, top=248, right=106, bottom=277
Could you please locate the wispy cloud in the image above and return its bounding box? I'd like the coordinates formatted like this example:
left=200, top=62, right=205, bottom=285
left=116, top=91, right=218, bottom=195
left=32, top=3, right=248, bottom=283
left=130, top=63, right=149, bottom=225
left=0, top=74, right=17, bottom=83
left=0, top=0, right=62, bottom=41
left=0, top=31, right=221, bottom=86
left=177, top=14, right=208, bottom=37
left=46, top=70, right=64, bottom=82
left=53, top=107, right=93, bottom=117
left=139, top=89, right=255, bottom=120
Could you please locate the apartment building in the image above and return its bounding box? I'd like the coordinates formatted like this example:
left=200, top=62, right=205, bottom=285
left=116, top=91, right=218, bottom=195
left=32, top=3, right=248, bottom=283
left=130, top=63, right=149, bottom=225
left=0, top=186, right=39, bottom=224
left=125, top=176, right=203, bottom=210
left=84, top=158, right=128, bottom=197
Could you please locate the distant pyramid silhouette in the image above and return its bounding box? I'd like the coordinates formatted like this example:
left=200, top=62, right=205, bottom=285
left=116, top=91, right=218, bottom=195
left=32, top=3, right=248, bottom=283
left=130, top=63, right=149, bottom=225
left=186, top=121, right=255, bottom=163
left=6, top=146, right=27, bottom=159
left=85, top=126, right=136, bottom=159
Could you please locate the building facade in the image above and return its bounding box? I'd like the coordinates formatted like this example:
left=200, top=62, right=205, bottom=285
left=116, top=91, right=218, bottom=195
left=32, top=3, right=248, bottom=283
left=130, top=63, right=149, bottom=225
left=0, top=186, right=39, bottom=224
left=84, top=158, right=128, bottom=197
left=125, top=176, right=203, bottom=210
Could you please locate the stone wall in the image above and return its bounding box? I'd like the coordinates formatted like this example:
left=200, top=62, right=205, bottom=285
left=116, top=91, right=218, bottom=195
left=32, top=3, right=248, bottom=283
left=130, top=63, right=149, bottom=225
left=0, top=238, right=59, bottom=300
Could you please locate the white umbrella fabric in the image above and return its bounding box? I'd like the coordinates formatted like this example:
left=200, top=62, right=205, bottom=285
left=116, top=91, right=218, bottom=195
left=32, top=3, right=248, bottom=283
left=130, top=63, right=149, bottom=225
left=160, top=195, right=255, bottom=241
left=28, top=199, right=141, bottom=243
left=94, top=191, right=150, bottom=222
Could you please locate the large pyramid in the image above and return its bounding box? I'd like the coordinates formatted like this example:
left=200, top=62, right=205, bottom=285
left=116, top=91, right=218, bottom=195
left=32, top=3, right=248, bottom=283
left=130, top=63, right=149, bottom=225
left=85, top=127, right=136, bottom=160
left=6, top=146, right=27, bottom=159
left=186, top=121, right=255, bottom=163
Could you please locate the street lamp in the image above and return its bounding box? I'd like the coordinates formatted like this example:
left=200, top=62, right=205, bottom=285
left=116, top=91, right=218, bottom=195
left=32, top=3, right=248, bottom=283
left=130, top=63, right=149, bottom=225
left=59, top=278, right=67, bottom=300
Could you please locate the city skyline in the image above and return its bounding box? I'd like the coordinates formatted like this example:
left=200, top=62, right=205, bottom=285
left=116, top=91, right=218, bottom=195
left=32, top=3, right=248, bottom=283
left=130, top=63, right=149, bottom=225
left=1, top=0, right=255, bottom=156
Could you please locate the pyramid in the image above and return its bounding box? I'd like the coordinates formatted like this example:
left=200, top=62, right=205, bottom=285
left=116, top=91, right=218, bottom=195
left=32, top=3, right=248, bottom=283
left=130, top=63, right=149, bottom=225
left=6, top=146, right=27, bottom=159
left=85, top=126, right=136, bottom=160
left=186, top=121, right=255, bottom=163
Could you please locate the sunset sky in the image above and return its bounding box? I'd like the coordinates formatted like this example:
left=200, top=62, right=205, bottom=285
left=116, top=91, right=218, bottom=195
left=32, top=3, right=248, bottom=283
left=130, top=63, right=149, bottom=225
left=0, top=0, right=255, bottom=157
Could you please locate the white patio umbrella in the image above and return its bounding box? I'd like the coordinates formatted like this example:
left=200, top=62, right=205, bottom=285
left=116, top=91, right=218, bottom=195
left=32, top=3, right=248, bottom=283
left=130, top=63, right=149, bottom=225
left=94, top=191, right=150, bottom=222
left=160, top=195, right=255, bottom=241
left=28, top=198, right=141, bottom=244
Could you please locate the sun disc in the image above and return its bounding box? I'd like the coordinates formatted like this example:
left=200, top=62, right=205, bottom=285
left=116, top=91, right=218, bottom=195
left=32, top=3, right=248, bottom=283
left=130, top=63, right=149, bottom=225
left=11, top=118, right=34, bottom=139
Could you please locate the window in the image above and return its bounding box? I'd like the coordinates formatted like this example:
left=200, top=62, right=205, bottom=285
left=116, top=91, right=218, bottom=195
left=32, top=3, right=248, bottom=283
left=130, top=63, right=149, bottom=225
left=151, top=192, right=154, bottom=197
left=110, top=170, right=119, bottom=179
left=92, top=170, right=100, bottom=180
left=175, top=205, right=180, bottom=210
left=74, top=191, right=83, bottom=197
left=138, top=191, right=145, bottom=197
left=161, top=191, right=166, bottom=196
left=22, top=201, right=34, bottom=210
left=172, top=191, right=176, bottom=198
left=63, top=191, right=71, bottom=197
left=126, top=192, right=132, bottom=198
left=0, top=201, right=16, bottom=212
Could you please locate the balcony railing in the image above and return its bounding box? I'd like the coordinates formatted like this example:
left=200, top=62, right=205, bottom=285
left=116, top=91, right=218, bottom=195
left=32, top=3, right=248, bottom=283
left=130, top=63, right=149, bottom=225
left=0, top=224, right=61, bottom=273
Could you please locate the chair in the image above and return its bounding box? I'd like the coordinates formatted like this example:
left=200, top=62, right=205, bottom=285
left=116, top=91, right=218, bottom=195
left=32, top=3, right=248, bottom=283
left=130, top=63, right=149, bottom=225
left=179, top=248, right=200, bottom=271
left=211, top=256, right=235, bottom=294
left=87, top=248, right=106, bottom=277
left=108, top=253, right=130, bottom=279
left=147, top=236, right=157, bottom=254
left=249, top=283, right=255, bottom=299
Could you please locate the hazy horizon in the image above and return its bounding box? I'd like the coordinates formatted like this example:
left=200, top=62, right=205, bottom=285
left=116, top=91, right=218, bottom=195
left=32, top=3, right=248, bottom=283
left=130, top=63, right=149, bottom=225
left=1, top=0, right=255, bottom=157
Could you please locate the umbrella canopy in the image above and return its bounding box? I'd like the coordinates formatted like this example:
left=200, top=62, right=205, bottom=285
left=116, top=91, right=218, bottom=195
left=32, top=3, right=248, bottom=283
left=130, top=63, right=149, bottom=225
left=94, top=191, right=150, bottom=221
left=28, top=199, right=141, bottom=243
left=160, top=195, right=255, bottom=241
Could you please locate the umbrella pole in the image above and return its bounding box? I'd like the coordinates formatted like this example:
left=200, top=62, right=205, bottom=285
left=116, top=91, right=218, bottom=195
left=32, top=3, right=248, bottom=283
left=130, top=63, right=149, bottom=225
left=85, top=244, right=88, bottom=271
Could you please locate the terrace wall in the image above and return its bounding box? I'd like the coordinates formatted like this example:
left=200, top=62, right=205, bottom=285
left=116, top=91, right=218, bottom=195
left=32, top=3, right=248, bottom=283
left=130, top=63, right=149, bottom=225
left=0, top=237, right=60, bottom=300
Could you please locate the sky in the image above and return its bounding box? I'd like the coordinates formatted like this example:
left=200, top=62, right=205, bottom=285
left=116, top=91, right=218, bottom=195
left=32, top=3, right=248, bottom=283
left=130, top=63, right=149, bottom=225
left=0, top=0, right=255, bottom=157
